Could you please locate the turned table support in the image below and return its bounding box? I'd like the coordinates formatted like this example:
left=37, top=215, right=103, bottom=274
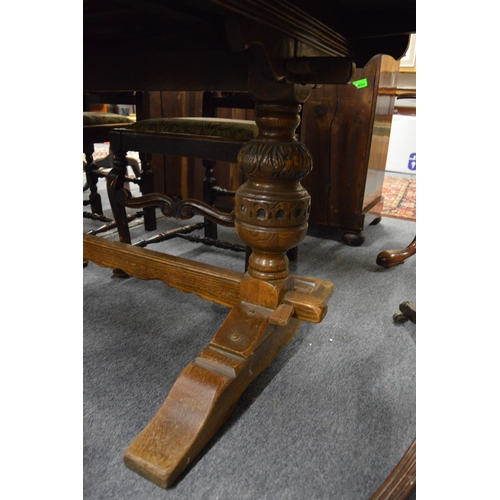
left=235, top=100, right=312, bottom=284
left=84, top=83, right=334, bottom=488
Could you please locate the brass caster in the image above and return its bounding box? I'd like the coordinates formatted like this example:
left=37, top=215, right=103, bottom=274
left=393, top=312, right=408, bottom=324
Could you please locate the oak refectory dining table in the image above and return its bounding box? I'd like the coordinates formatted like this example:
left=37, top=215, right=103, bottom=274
left=83, top=0, right=415, bottom=488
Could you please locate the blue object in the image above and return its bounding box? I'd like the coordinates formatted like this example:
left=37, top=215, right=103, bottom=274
left=407, top=153, right=416, bottom=171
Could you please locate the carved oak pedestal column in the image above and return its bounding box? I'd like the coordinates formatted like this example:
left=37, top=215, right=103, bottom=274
left=86, top=89, right=334, bottom=489
left=233, top=99, right=316, bottom=320
left=235, top=102, right=311, bottom=283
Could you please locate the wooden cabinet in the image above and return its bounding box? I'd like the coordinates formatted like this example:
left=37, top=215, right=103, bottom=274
left=300, top=55, right=400, bottom=245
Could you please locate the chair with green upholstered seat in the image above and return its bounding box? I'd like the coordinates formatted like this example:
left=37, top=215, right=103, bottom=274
left=107, top=114, right=258, bottom=266
left=83, top=111, right=136, bottom=215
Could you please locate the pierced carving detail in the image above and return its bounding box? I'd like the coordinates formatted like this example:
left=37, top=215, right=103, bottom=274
left=237, top=197, right=310, bottom=227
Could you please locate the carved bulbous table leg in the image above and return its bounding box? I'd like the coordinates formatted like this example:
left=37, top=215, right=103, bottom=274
left=235, top=102, right=312, bottom=284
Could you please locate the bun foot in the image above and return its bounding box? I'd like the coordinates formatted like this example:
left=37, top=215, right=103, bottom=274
left=341, top=231, right=365, bottom=246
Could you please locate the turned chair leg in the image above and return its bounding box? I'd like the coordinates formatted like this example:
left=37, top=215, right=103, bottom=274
left=202, top=159, right=219, bottom=240
left=287, top=246, right=298, bottom=262
left=83, top=143, right=103, bottom=215
left=138, top=153, right=157, bottom=231
left=107, top=150, right=132, bottom=277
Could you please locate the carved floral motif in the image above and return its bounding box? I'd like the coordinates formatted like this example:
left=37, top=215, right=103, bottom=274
left=238, top=140, right=312, bottom=180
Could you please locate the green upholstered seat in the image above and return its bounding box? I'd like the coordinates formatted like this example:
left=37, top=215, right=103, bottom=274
left=83, top=112, right=135, bottom=126
left=129, top=117, right=258, bottom=141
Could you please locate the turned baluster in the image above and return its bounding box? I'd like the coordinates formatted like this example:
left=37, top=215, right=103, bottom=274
left=234, top=101, right=312, bottom=284
left=83, top=144, right=103, bottom=215
left=138, top=153, right=157, bottom=231
left=202, top=159, right=219, bottom=239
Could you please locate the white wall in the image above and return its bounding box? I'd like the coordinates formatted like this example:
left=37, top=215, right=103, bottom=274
left=385, top=70, right=416, bottom=175
left=385, top=114, right=416, bottom=175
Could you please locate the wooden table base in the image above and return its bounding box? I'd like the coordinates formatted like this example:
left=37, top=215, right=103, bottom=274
left=83, top=234, right=333, bottom=487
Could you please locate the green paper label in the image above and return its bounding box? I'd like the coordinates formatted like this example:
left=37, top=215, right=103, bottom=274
left=352, top=78, right=368, bottom=89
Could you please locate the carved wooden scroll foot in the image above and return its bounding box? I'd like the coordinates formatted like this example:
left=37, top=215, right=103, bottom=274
left=123, top=278, right=332, bottom=488
left=376, top=236, right=416, bottom=269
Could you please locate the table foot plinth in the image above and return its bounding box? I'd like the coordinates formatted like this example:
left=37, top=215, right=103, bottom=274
left=123, top=282, right=332, bottom=488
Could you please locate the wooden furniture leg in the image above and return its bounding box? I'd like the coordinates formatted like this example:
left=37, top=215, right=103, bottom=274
left=376, top=236, right=416, bottom=269
left=376, top=237, right=416, bottom=323
left=393, top=301, right=416, bottom=325
left=124, top=285, right=330, bottom=488
left=83, top=144, right=103, bottom=215
left=84, top=86, right=332, bottom=488
left=138, top=153, right=157, bottom=231
left=84, top=235, right=332, bottom=488
left=105, top=151, right=132, bottom=277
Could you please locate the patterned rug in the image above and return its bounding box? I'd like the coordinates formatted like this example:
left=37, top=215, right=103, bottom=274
left=381, top=175, right=416, bottom=221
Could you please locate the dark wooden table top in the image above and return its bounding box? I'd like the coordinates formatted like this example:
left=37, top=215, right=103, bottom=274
left=83, top=0, right=415, bottom=93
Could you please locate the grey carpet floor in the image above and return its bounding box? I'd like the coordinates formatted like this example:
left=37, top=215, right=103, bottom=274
left=83, top=190, right=416, bottom=500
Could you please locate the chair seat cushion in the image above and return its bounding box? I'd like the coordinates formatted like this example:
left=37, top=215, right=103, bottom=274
left=129, top=117, right=258, bottom=141
left=83, top=112, right=135, bottom=126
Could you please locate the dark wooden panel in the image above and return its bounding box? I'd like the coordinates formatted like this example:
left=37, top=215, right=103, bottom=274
left=301, top=54, right=400, bottom=237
